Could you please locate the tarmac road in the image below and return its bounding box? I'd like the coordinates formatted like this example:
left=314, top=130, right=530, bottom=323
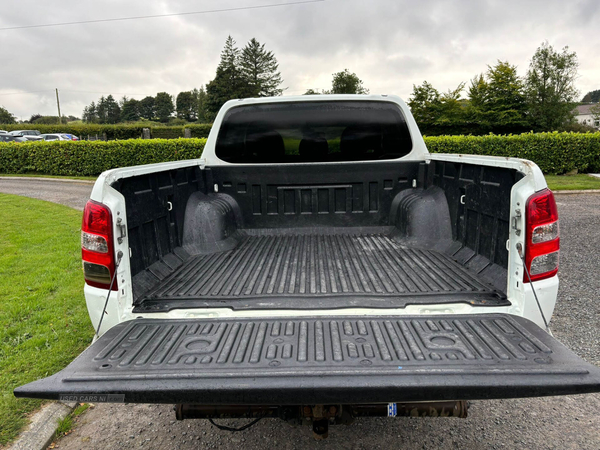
left=0, top=177, right=93, bottom=211
left=3, top=179, right=599, bottom=449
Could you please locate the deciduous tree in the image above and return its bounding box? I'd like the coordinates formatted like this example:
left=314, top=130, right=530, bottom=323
left=0, top=106, right=16, bottom=124
left=408, top=81, right=442, bottom=124
left=192, top=87, right=209, bottom=123
left=120, top=98, right=141, bottom=122
left=525, top=42, right=579, bottom=130
left=330, top=69, right=369, bottom=94
left=176, top=91, right=197, bottom=121
left=139, top=96, right=156, bottom=120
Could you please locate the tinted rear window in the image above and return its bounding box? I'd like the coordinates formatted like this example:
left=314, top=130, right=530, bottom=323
left=215, top=101, right=412, bottom=163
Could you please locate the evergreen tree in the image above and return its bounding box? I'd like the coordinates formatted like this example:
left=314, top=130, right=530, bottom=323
left=581, top=89, right=600, bottom=103
left=176, top=91, right=197, bottom=121
left=239, top=38, right=283, bottom=97
left=155, top=92, right=174, bottom=122
left=525, top=42, right=579, bottom=130
left=467, top=74, right=489, bottom=109
left=206, top=36, right=250, bottom=116
left=104, top=95, right=121, bottom=124
left=467, top=61, right=527, bottom=129
left=139, top=96, right=155, bottom=120
left=82, top=102, right=98, bottom=123
left=96, top=96, right=107, bottom=123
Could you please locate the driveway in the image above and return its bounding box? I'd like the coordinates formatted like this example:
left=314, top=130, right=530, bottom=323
left=0, top=177, right=93, bottom=211
left=4, top=181, right=599, bottom=449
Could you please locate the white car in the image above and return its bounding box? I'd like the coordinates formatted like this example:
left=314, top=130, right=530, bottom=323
left=9, top=129, right=41, bottom=136
left=40, top=133, right=73, bottom=141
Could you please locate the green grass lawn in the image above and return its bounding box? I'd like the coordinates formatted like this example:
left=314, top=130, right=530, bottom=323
left=0, top=194, right=94, bottom=445
left=545, top=174, right=600, bottom=191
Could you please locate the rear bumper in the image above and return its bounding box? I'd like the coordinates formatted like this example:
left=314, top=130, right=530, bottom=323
left=15, top=314, right=600, bottom=405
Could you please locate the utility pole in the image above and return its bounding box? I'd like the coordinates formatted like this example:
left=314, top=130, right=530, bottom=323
left=55, top=88, right=62, bottom=124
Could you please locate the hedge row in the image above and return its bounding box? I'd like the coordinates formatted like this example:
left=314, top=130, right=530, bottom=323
left=0, top=123, right=212, bottom=140
left=1, top=132, right=599, bottom=177
left=0, top=139, right=206, bottom=176
left=424, top=132, right=600, bottom=175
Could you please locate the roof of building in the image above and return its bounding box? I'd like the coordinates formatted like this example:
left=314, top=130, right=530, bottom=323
left=575, top=104, right=597, bottom=115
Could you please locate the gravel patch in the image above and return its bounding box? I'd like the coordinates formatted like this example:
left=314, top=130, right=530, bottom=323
left=48, top=194, right=600, bottom=449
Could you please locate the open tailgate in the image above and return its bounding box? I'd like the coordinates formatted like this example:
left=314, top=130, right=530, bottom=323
left=15, top=314, right=600, bottom=404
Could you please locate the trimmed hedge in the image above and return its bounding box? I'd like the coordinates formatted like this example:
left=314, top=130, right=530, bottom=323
left=0, top=139, right=206, bottom=177
left=1, top=132, right=599, bottom=177
left=0, top=123, right=212, bottom=140
left=424, top=132, right=600, bottom=175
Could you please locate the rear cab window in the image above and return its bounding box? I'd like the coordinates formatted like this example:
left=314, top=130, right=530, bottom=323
left=215, top=100, right=413, bottom=163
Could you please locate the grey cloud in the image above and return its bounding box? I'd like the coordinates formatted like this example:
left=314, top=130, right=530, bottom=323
left=1, top=0, right=598, bottom=118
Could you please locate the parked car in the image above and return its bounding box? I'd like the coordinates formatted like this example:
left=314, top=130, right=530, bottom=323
left=40, top=133, right=73, bottom=141
left=15, top=95, right=600, bottom=439
left=0, top=134, right=26, bottom=142
left=20, top=135, right=43, bottom=141
left=0, top=130, right=7, bottom=134
left=9, top=130, right=41, bottom=136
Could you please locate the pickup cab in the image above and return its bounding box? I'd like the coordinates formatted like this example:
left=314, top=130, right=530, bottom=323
left=16, top=95, right=600, bottom=437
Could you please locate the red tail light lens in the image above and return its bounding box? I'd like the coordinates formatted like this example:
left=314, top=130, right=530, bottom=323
left=81, top=200, right=117, bottom=290
left=524, top=189, right=559, bottom=282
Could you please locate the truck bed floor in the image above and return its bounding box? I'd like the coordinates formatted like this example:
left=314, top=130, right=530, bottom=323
left=134, top=234, right=507, bottom=312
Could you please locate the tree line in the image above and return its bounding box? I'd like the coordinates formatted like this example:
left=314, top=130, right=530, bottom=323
left=408, top=42, right=590, bottom=135
left=80, top=36, right=286, bottom=124
left=79, top=36, right=373, bottom=125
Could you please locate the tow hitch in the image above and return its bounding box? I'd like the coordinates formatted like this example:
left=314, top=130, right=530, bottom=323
left=175, top=401, right=468, bottom=439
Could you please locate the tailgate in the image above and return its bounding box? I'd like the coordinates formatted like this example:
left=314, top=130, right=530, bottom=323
left=15, top=314, right=600, bottom=404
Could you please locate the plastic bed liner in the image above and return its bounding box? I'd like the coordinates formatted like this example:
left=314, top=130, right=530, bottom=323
left=133, top=233, right=508, bottom=312
left=15, top=314, right=600, bottom=405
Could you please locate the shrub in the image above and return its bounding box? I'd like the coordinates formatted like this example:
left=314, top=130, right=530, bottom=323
left=2, top=132, right=599, bottom=177
left=0, top=139, right=206, bottom=176
left=424, top=132, right=600, bottom=175
left=186, top=124, right=213, bottom=138
left=151, top=127, right=185, bottom=139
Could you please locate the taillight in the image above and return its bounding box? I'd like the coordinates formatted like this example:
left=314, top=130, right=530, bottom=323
left=81, top=200, right=117, bottom=290
left=524, top=189, right=559, bottom=282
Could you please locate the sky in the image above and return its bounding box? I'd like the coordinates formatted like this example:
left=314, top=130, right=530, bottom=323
left=0, top=0, right=599, bottom=120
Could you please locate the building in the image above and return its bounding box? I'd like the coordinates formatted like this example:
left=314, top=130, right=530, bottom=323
left=574, top=104, right=600, bottom=129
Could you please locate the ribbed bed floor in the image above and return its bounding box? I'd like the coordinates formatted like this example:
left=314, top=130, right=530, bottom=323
left=141, top=234, right=498, bottom=302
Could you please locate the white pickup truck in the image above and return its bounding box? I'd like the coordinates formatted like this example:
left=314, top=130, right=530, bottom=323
left=16, top=95, right=600, bottom=438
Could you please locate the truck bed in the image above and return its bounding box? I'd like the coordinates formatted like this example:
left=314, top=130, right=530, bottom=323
left=133, top=232, right=506, bottom=312
left=120, top=161, right=517, bottom=312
